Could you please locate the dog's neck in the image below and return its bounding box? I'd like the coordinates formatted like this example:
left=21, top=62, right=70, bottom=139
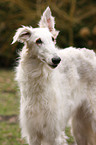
left=20, top=48, right=52, bottom=81
left=18, top=49, right=53, bottom=100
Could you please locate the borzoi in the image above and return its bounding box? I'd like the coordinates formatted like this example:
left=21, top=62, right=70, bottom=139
left=12, top=7, right=96, bottom=145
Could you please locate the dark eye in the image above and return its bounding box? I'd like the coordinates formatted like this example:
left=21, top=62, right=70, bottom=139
left=52, top=37, right=55, bottom=41
left=36, top=38, right=42, bottom=44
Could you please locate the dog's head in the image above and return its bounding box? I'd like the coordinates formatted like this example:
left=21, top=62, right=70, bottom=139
left=12, top=7, right=61, bottom=68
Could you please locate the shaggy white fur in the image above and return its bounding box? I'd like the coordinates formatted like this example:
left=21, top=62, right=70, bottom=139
left=12, top=7, right=96, bottom=145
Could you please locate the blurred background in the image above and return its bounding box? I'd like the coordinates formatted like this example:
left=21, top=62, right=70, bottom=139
left=0, top=0, right=96, bottom=145
left=0, top=0, right=96, bottom=68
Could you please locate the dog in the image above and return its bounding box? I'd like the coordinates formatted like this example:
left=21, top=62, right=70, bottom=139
left=12, top=7, right=96, bottom=145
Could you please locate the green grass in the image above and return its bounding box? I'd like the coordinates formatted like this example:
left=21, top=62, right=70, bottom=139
left=0, top=70, right=19, bottom=115
left=0, top=69, right=74, bottom=145
left=65, top=127, right=74, bottom=144
left=0, top=122, right=26, bottom=145
left=0, top=69, right=27, bottom=145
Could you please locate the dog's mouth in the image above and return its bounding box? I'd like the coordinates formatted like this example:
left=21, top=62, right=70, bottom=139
left=48, top=64, right=58, bottom=68
left=41, top=58, right=60, bottom=69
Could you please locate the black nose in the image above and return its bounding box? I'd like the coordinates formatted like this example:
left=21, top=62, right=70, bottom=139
left=52, top=57, right=61, bottom=65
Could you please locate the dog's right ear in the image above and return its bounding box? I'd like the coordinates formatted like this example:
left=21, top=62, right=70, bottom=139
left=39, top=7, right=59, bottom=39
left=12, top=26, right=32, bottom=44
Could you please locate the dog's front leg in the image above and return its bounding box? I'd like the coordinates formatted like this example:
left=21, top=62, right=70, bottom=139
left=55, top=132, right=68, bottom=145
left=28, top=136, right=41, bottom=145
left=48, top=132, right=68, bottom=145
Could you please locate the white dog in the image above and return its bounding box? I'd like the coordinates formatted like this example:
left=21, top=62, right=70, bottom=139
left=12, top=7, right=96, bottom=145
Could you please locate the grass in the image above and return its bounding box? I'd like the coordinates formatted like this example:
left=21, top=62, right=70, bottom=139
left=0, top=70, right=19, bottom=115
left=0, top=122, right=25, bottom=145
left=0, top=69, right=27, bottom=145
left=0, top=69, right=74, bottom=145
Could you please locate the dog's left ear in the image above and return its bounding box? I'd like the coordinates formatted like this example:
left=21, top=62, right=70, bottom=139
left=39, top=7, right=59, bottom=39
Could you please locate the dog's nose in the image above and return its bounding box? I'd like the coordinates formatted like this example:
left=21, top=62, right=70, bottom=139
left=52, top=57, right=61, bottom=65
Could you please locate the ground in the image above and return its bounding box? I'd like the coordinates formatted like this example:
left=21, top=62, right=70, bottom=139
left=0, top=69, right=74, bottom=145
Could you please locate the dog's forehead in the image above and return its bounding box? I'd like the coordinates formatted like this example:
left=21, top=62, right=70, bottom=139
left=32, top=28, right=52, bottom=38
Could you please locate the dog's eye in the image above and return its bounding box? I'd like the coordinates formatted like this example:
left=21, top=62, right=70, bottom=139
left=52, top=37, right=55, bottom=41
left=36, top=38, right=42, bottom=44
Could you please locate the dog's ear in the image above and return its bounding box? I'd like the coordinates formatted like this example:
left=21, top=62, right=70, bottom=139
left=39, top=7, right=59, bottom=39
left=12, top=26, right=32, bottom=44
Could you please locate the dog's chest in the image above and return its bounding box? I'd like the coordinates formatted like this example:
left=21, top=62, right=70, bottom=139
left=22, top=83, right=61, bottom=131
left=21, top=91, right=59, bottom=134
left=19, top=70, right=63, bottom=133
